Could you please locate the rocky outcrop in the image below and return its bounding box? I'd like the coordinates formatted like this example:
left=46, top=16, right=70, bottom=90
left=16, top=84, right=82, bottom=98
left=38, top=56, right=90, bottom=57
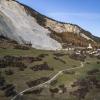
left=45, top=18, right=92, bottom=40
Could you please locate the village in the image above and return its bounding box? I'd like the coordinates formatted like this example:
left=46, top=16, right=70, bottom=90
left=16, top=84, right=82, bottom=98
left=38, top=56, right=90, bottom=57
left=62, top=43, right=100, bottom=61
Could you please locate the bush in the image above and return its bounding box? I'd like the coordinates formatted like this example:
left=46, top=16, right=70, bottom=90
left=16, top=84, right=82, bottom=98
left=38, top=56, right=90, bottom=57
left=26, top=77, right=50, bottom=87
left=5, top=69, right=14, bottom=75
left=50, top=79, right=58, bottom=86
left=87, top=69, right=99, bottom=75
left=0, top=76, right=5, bottom=87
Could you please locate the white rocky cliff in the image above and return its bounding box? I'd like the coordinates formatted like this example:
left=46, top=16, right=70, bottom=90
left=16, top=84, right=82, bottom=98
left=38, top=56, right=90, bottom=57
left=0, top=0, right=62, bottom=50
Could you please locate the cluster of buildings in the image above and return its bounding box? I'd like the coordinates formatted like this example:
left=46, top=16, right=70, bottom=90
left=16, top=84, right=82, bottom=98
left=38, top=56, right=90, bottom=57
left=74, top=43, right=100, bottom=57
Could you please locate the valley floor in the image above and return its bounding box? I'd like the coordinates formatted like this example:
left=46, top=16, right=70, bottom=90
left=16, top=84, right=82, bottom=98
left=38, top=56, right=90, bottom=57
left=0, top=48, right=100, bottom=100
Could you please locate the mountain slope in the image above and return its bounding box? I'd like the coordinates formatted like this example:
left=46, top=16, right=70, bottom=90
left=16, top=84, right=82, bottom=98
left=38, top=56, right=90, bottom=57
left=0, top=0, right=62, bottom=50
left=0, top=0, right=100, bottom=50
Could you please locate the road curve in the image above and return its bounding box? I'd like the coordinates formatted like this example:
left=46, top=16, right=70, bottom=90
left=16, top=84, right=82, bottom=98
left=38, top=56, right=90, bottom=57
left=11, top=62, right=84, bottom=100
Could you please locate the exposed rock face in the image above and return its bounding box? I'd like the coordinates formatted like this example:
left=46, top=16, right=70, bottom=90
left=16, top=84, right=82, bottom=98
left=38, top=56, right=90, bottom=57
left=0, top=0, right=62, bottom=50
left=45, top=18, right=91, bottom=40
left=46, top=19, right=80, bottom=33
left=0, top=0, right=99, bottom=50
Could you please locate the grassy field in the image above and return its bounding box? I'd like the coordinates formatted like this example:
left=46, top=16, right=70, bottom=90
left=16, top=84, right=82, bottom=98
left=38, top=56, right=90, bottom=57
left=0, top=48, right=100, bottom=100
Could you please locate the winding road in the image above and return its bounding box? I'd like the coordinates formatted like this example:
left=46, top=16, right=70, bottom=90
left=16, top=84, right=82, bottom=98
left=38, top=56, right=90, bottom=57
left=11, top=62, right=84, bottom=100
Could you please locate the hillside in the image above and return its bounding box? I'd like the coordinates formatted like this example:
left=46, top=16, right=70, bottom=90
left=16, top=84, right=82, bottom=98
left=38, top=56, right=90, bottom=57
left=0, top=37, right=100, bottom=100
left=0, top=0, right=100, bottom=50
left=0, top=1, right=100, bottom=100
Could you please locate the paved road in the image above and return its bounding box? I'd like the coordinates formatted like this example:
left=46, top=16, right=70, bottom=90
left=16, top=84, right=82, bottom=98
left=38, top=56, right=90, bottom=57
left=11, top=62, right=84, bottom=100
